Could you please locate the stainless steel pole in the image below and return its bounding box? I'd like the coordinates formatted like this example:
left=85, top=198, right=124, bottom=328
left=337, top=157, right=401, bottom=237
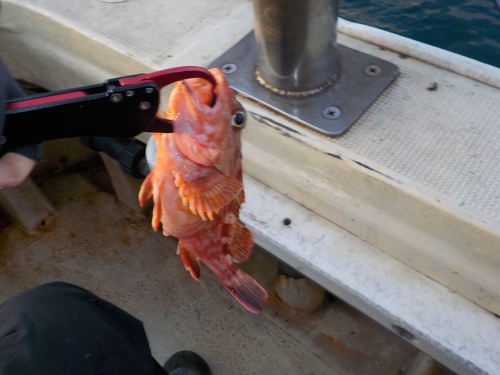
left=252, top=0, right=339, bottom=96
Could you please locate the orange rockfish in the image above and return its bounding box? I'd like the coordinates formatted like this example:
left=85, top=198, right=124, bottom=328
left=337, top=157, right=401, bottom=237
left=139, top=68, right=268, bottom=313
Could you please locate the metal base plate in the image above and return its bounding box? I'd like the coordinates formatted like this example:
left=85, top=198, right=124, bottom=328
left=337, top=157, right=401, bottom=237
left=209, top=32, right=399, bottom=136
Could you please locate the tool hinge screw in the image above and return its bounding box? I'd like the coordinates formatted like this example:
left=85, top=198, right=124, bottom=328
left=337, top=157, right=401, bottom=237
left=110, top=93, right=123, bottom=103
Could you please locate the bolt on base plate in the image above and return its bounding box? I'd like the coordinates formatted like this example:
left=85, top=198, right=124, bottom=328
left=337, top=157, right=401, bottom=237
left=209, top=32, right=399, bottom=137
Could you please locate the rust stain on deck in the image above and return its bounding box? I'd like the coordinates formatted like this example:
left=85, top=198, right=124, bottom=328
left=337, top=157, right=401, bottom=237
left=319, top=333, right=364, bottom=356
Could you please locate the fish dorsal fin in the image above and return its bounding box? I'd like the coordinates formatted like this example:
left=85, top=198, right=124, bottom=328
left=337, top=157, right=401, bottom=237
left=227, top=219, right=255, bottom=263
left=178, top=239, right=200, bottom=280
left=174, top=168, right=243, bottom=221
left=229, top=166, right=245, bottom=216
left=230, top=189, right=244, bottom=216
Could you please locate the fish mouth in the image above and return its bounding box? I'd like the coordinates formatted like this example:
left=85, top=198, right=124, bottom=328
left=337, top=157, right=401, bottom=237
left=181, top=80, right=217, bottom=110
left=208, top=91, right=216, bottom=107
left=172, top=79, right=216, bottom=136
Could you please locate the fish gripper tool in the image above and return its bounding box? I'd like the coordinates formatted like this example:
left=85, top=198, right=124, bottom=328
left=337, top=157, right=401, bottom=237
left=1, top=66, right=216, bottom=157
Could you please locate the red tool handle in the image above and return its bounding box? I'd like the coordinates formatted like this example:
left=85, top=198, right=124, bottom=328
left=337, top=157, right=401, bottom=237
left=118, top=66, right=216, bottom=90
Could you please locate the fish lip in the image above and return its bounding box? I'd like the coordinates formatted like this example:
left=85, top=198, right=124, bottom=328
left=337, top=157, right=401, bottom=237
left=174, top=80, right=211, bottom=135
left=181, top=80, right=194, bottom=95
left=181, top=80, right=214, bottom=110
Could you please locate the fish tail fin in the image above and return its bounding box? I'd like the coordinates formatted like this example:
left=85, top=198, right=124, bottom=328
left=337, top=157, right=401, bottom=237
left=222, top=266, right=268, bottom=314
left=178, top=239, right=201, bottom=280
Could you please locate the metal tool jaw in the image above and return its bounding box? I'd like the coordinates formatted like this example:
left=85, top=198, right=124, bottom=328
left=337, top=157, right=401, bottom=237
left=1, top=66, right=216, bottom=156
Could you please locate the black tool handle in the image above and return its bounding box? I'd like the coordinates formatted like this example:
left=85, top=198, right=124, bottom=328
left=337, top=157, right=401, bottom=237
left=1, top=82, right=161, bottom=156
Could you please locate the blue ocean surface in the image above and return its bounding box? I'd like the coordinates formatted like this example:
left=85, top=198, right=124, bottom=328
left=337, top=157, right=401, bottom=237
left=340, top=0, right=500, bottom=68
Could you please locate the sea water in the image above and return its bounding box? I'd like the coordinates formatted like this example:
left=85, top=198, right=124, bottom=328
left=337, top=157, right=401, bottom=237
left=340, top=0, right=500, bottom=68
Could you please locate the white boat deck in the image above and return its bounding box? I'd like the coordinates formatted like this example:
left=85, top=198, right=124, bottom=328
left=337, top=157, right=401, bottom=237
left=1, top=1, right=500, bottom=374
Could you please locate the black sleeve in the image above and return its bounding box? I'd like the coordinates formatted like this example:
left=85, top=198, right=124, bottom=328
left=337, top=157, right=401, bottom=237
left=0, top=282, right=166, bottom=375
left=0, top=59, right=43, bottom=162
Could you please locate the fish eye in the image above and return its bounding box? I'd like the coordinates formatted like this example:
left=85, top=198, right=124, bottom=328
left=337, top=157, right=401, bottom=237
left=232, top=110, right=246, bottom=128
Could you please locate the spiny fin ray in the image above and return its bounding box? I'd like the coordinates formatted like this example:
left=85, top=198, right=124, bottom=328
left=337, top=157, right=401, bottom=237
left=178, top=239, right=201, bottom=280
left=227, top=220, right=254, bottom=263
left=174, top=170, right=243, bottom=220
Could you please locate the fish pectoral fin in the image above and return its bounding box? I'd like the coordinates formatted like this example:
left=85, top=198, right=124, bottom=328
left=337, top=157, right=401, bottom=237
left=178, top=240, right=201, bottom=280
left=174, top=169, right=243, bottom=221
left=139, top=172, right=162, bottom=232
left=227, top=220, right=255, bottom=263
left=138, top=172, right=153, bottom=207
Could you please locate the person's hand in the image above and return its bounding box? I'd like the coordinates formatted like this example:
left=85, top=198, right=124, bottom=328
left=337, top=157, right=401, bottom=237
left=0, top=59, right=41, bottom=190
left=0, top=152, right=36, bottom=190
